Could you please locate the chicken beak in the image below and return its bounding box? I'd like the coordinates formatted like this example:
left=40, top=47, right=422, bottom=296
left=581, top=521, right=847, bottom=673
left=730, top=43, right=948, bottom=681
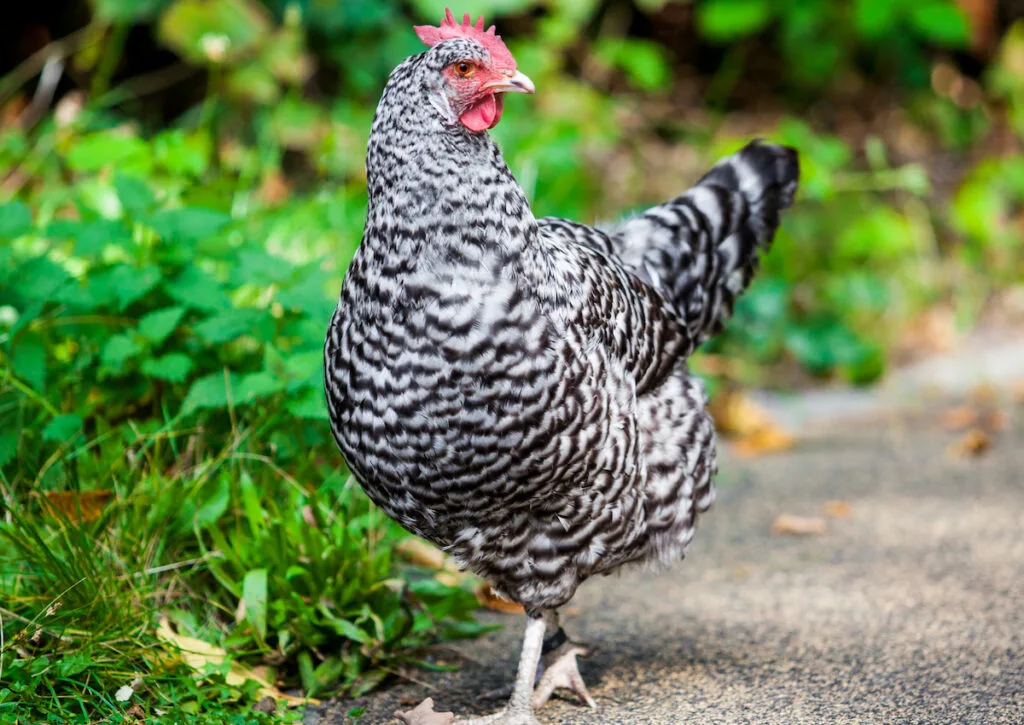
left=485, top=70, right=536, bottom=95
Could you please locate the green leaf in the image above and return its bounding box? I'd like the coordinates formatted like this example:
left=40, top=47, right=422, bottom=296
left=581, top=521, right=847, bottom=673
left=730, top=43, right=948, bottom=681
left=853, top=0, right=900, bottom=40
left=235, top=371, right=284, bottom=403
left=153, top=129, right=211, bottom=177
left=0, top=430, right=17, bottom=468
left=141, top=353, right=193, bottom=382
left=165, top=267, right=232, bottom=311
left=286, top=389, right=328, bottom=420
left=101, top=333, right=144, bottom=374
left=0, top=202, right=33, bottom=239
left=65, top=131, right=152, bottom=174
left=114, top=174, right=157, bottom=218
left=158, top=0, right=272, bottom=65
left=182, top=371, right=241, bottom=412
left=241, top=569, right=268, bottom=641
left=696, top=0, right=773, bottom=41
left=42, top=414, right=84, bottom=443
left=91, top=264, right=162, bottom=310
left=595, top=38, right=670, bottom=92
left=147, top=207, right=231, bottom=245
left=138, top=306, right=186, bottom=345
left=193, top=308, right=272, bottom=344
left=908, top=1, right=968, bottom=46
left=92, top=0, right=168, bottom=22
left=12, top=334, right=46, bottom=391
left=193, top=476, right=230, bottom=529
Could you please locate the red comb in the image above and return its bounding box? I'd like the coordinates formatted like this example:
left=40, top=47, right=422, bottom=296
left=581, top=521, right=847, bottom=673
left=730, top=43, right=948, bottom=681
left=414, top=8, right=517, bottom=71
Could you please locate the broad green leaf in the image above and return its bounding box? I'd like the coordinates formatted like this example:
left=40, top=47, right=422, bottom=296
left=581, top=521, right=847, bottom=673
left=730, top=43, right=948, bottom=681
left=595, top=39, right=670, bottom=92
left=114, top=174, right=157, bottom=217
left=47, top=218, right=133, bottom=258
left=12, top=334, right=46, bottom=391
left=138, top=306, right=186, bottom=345
left=101, top=333, right=144, bottom=373
left=231, top=249, right=295, bottom=287
left=42, top=414, right=84, bottom=443
left=909, top=1, right=968, bottom=46
left=0, top=201, right=32, bottom=240
left=241, top=569, right=268, bottom=641
left=235, top=371, right=284, bottom=403
left=853, top=0, right=899, bottom=40
left=65, top=131, right=152, bottom=174
left=182, top=371, right=241, bottom=411
left=91, top=264, right=162, bottom=310
left=193, top=308, right=272, bottom=344
left=10, top=257, right=71, bottom=304
left=165, top=267, right=232, bottom=311
left=147, top=207, right=231, bottom=245
left=153, top=129, right=212, bottom=177
left=286, top=389, right=328, bottom=420
left=141, top=353, right=193, bottom=382
left=696, top=0, right=772, bottom=42
left=158, top=0, right=272, bottom=65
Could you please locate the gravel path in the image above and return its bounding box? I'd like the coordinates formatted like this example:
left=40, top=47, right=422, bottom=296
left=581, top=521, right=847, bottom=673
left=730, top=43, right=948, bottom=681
left=318, top=404, right=1024, bottom=725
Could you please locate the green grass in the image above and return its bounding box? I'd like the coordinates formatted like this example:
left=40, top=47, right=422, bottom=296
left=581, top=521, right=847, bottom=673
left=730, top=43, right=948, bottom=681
left=0, top=423, right=485, bottom=722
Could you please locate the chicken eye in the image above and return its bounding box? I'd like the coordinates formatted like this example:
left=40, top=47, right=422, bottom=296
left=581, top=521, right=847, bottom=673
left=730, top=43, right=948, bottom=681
left=453, top=61, right=474, bottom=77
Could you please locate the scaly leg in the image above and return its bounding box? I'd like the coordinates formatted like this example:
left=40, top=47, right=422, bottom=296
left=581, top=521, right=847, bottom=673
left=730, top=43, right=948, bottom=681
left=532, top=610, right=596, bottom=709
left=396, top=615, right=547, bottom=725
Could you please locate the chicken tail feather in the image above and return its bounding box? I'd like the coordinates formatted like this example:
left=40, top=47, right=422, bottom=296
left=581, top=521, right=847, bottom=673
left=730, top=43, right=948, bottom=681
left=610, top=140, right=799, bottom=346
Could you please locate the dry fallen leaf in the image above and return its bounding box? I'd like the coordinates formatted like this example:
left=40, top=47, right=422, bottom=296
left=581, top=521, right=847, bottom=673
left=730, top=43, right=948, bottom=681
left=772, top=514, right=827, bottom=536
left=475, top=581, right=525, bottom=614
left=711, top=390, right=796, bottom=457
left=968, top=382, right=997, bottom=406
left=42, top=490, right=114, bottom=523
left=946, top=428, right=991, bottom=459
left=732, top=425, right=796, bottom=458
left=156, top=618, right=318, bottom=707
left=709, top=389, right=772, bottom=437
left=395, top=698, right=455, bottom=725
left=396, top=539, right=461, bottom=572
left=822, top=500, right=852, bottom=518
left=940, top=405, right=979, bottom=431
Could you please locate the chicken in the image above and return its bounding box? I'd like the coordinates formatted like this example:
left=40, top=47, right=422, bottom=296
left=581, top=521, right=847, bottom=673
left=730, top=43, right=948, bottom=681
left=324, top=9, right=799, bottom=724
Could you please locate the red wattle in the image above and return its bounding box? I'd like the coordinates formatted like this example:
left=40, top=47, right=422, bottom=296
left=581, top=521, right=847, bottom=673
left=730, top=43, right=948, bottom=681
left=460, top=94, right=504, bottom=132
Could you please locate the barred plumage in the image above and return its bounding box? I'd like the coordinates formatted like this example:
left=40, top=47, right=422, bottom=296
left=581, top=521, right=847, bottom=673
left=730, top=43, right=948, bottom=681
left=324, top=15, right=798, bottom=723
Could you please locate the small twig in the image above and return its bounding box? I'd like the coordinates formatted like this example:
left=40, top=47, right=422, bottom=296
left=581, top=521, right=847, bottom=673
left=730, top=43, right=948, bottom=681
left=0, top=26, right=93, bottom=104
left=19, top=56, right=64, bottom=129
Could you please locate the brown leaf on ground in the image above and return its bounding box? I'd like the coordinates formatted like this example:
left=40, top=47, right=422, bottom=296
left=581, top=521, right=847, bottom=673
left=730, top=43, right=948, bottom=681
left=772, top=514, right=827, bottom=536
left=982, top=410, right=1008, bottom=431
left=940, top=405, right=980, bottom=430
left=124, top=704, right=146, bottom=723
left=156, top=618, right=317, bottom=707
left=968, top=382, right=997, bottom=405
left=395, top=698, right=455, bottom=725
left=946, top=428, right=991, bottom=459
left=709, top=390, right=771, bottom=437
left=732, top=425, right=796, bottom=458
left=711, top=390, right=796, bottom=457
left=396, top=539, right=459, bottom=572
left=476, top=581, right=525, bottom=614
left=822, top=500, right=853, bottom=518
left=41, top=490, right=113, bottom=523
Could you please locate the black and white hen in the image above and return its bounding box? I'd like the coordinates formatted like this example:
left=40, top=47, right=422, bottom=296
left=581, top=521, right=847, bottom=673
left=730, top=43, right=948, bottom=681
left=324, top=10, right=799, bottom=724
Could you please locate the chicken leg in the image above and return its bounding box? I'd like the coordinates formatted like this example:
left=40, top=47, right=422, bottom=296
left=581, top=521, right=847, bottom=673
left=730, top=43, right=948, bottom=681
left=396, top=615, right=547, bottom=725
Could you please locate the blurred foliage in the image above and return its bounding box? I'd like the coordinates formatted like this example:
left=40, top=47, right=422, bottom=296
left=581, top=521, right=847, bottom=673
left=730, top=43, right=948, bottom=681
left=1, top=0, right=1024, bottom=721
